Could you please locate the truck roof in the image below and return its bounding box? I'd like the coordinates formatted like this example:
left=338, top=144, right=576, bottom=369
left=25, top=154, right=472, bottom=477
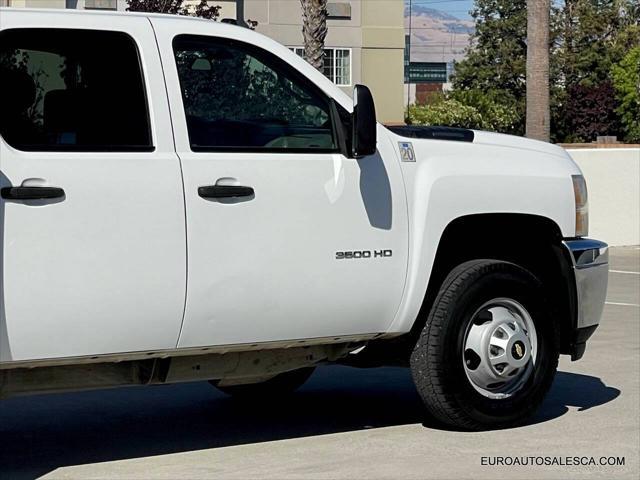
left=0, top=6, right=356, bottom=114
left=0, top=7, right=245, bottom=30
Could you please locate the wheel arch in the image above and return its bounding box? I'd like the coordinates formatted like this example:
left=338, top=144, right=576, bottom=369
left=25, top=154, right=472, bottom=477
left=412, top=213, right=575, bottom=355
left=348, top=212, right=577, bottom=368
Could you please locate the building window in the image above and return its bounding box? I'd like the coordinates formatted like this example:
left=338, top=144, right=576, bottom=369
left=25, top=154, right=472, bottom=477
left=290, top=47, right=351, bottom=86
left=327, top=2, right=352, bottom=20
left=83, top=0, right=117, bottom=9
left=335, top=49, right=350, bottom=86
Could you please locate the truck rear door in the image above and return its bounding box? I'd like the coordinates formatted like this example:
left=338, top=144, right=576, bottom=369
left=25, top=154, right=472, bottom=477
left=0, top=11, right=186, bottom=362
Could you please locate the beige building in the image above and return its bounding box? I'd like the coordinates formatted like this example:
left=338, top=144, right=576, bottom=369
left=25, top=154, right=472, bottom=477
left=221, top=1, right=405, bottom=123
left=1, top=0, right=405, bottom=123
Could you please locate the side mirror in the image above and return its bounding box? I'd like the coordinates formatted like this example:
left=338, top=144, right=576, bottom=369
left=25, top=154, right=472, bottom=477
left=351, top=84, right=377, bottom=158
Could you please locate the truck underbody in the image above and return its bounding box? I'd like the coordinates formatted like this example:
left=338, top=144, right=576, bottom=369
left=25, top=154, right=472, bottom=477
left=0, top=335, right=384, bottom=399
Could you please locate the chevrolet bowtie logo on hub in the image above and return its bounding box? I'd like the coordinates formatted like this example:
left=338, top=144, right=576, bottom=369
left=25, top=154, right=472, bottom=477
left=512, top=341, right=526, bottom=360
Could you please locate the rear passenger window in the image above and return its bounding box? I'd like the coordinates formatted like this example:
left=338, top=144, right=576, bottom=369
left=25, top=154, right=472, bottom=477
left=0, top=29, right=152, bottom=151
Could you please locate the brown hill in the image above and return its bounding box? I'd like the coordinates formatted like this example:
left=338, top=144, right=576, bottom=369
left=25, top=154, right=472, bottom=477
left=405, top=5, right=474, bottom=64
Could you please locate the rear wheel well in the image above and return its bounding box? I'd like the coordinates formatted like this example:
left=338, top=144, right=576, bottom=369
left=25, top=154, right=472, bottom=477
left=413, top=214, right=574, bottom=354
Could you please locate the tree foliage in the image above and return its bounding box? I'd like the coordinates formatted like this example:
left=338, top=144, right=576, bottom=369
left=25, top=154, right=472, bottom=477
left=611, top=47, right=640, bottom=142
left=449, top=0, right=640, bottom=142
left=553, top=0, right=639, bottom=141
left=450, top=0, right=528, bottom=135
left=559, top=0, right=639, bottom=88
left=126, top=0, right=220, bottom=19
left=562, top=81, right=620, bottom=142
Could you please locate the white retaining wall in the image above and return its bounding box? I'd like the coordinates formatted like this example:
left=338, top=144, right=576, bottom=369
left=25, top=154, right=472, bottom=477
left=566, top=148, right=640, bottom=246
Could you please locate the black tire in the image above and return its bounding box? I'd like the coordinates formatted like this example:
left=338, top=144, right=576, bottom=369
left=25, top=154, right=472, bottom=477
left=410, top=260, right=558, bottom=430
left=211, top=367, right=315, bottom=399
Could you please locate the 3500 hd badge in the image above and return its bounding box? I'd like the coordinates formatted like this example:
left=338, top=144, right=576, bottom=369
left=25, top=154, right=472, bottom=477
left=335, top=250, right=393, bottom=259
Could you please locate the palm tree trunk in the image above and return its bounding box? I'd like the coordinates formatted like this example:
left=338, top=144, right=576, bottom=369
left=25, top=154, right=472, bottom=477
left=300, top=0, right=328, bottom=72
left=526, top=0, right=551, bottom=142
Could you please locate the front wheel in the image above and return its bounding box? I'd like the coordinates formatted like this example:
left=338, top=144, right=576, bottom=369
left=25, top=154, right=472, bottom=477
left=410, top=260, right=558, bottom=430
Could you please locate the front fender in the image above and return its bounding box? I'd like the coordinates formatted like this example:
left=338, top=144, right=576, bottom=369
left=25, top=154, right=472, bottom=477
left=385, top=131, right=580, bottom=335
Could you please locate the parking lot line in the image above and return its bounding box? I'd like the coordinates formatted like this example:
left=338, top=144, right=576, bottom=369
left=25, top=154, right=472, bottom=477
left=609, top=270, right=640, bottom=275
left=605, top=301, right=640, bottom=307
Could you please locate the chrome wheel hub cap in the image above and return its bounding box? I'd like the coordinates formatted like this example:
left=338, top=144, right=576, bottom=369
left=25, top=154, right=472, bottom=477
left=463, top=298, right=538, bottom=399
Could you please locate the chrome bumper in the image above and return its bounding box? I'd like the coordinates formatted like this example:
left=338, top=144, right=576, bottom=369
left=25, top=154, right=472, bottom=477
left=562, top=239, right=609, bottom=329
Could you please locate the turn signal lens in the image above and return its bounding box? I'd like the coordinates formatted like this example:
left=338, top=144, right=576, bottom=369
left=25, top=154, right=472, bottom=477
left=572, top=175, right=589, bottom=237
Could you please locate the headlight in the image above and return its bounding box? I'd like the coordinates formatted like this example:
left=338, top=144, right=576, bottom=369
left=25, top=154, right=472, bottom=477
left=572, top=175, right=588, bottom=237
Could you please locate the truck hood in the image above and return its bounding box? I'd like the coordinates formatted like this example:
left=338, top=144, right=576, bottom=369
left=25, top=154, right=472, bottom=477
left=472, top=130, right=568, bottom=160
left=386, top=125, right=569, bottom=160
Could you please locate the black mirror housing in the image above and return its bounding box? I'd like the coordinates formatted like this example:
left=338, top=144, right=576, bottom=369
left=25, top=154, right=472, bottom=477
left=351, top=84, right=377, bottom=158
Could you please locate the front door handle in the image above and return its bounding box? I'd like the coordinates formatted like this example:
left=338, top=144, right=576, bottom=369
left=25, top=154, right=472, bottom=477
left=198, top=185, right=254, bottom=199
left=1, top=186, right=65, bottom=200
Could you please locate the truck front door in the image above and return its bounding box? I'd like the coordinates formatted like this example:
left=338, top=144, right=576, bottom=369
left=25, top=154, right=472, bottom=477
left=154, top=21, right=409, bottom=348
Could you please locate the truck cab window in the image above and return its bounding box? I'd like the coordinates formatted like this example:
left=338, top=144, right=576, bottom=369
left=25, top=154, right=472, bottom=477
left=0, top=28, right=152, bottom=151
left=173, top=35, right=337, bottom=152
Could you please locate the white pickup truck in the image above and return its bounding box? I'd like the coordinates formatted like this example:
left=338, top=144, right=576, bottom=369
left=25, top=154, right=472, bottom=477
left=0, top=8, right=608, bottom=430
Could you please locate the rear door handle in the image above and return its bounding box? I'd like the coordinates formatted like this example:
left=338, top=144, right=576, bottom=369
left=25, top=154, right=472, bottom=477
left=198, top=185, right=254, bottom=199
left=1, top=186, right=65, bottom=200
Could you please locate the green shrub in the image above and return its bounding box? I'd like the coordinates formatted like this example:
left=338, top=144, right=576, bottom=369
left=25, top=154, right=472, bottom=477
left=406, top=98, right=484, bottom=130
left=406, top=93, right=521, bottom=134
left=451, top=90, right=522, bottom=134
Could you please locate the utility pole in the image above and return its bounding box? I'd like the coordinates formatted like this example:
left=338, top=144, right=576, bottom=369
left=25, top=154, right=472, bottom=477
left=407, top=0, right=412, bottom=113
left=526, top=0, right=551, bottom=142
left=235, top=0, right=248, bottom=27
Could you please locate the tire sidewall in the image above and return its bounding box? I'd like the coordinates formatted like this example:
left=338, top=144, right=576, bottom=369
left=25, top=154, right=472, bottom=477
left=433, top=263, right=558, bottom=427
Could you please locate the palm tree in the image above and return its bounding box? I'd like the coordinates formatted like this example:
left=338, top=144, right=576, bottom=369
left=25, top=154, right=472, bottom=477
left=300, top=0, right=328, bottom=72
left=526, top=0, right=551, bottom=142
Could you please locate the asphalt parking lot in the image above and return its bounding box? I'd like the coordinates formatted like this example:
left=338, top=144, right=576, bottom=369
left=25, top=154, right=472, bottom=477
left=1, top=247, right=638, bottom=480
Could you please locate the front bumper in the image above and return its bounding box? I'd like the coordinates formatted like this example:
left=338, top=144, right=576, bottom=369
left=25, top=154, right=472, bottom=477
left=562, top=239, right=609, bottom=360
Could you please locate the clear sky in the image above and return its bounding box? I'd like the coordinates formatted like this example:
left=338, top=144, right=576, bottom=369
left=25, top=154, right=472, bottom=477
left=405, top=0, right=476, bottom=20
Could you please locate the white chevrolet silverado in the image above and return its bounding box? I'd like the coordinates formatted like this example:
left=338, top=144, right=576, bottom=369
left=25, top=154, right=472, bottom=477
left=0, top=8, right=609, bottom=430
